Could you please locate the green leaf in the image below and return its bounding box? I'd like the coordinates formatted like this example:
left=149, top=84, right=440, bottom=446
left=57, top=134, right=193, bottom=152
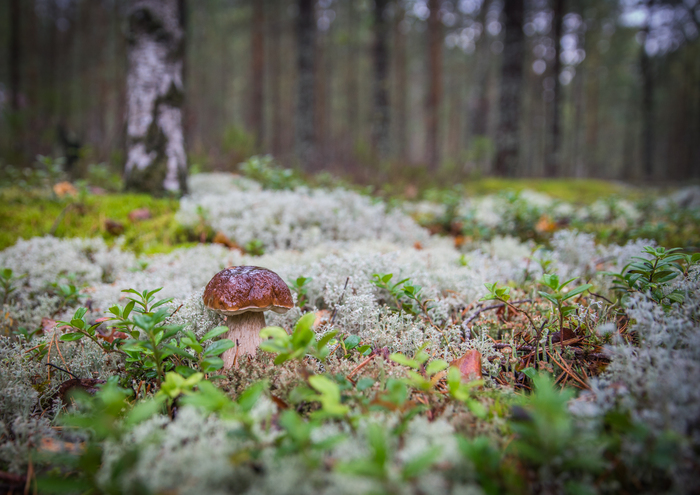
left=201, top=356, right=224, bottom=373
left=425, top=359, right=448, bottom=376
left=237, top=381, right=267, bottom=412
left=356, top=377, right=375, bottom=391
left=202, top=325, right=229, bottom=341
left=562, top=284, right=592, bottom=301
left=389, top=353, right=421, bottom=369
left=59, top=332, right=84, bottom=342
left=260, top=326, right=289, bottom=341
left=294, top=312, right=316, bottom=333
left=402, top=445, right=442, bottom=479
left=358, top=345, right=372, bottom=356
left=175, top=365, right=198, bottom=377
left=344, top=335, right=361, bottom=350
left=203, top=339, right=236, bottom=357
left=317, top=330, right=338, bottom=350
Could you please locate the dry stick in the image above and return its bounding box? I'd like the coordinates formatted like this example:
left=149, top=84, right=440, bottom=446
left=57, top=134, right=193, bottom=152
left=546, top=348, right=590, bottom=390
left=45, top=363, right=77, bottom=379
left=53, top=332, right=71, bottom=373
left=346, top=355, right=374, bottom=381
left=24, top=454, right=33, bottom=495
left=589, top=291, right=614, bottom=305
left=461, top=299, right=533, bottom=340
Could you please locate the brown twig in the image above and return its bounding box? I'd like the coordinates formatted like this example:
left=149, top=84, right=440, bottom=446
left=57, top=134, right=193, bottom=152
left=589, top=291, right=614, bottom=305
left=546, top=348, right=590, bottom=390
left=346, top=355, right=375, bottom=381
left=461, top=299, right=533, bottom=339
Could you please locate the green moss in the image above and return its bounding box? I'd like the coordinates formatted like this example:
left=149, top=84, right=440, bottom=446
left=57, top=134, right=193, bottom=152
left=459, top=178, right=640, bottom=204
left=0, top=188, right=186, bottom=254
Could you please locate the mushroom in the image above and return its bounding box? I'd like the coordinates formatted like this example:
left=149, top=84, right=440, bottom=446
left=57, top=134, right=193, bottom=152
left=203, top=266, right=294, bottom=369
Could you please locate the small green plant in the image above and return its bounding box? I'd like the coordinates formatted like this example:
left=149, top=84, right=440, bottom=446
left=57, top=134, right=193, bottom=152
left=239, top=155, right=303, bottom=190
left=0, top=268, right=24, bottom=305
left=371, top=273, right=424, bottom=315
left=289, top=276, right=312, bottom=308
left=538, top=274, right=592, bottom=332
left=57, top=307, right=125, bottom=355
left=245, top=239, right=265, bottom=256
left=610, top=246, right=697, bottom=306
left=259, top=313, right=337, bottom=364
left=167, top=325, right=234, bottom=376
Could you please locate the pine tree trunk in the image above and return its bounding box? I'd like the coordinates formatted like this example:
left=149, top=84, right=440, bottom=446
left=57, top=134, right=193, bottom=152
left=371, top=0, right=390, bottom=158
left=640, top=34, right=654, bottom=179
left=124, top=0, right=187, bottom=195
left=545, top=0, right=564, bottom=177
left=250, top=0, right=265, bottom=150
left=270, top=1, right=283, bottom=157
left=393, top=4, right=407, bottom=162
left=296, top=0, right=316, bottom=168
left=426, top=0, right=442, bottom=170
left=494, top=0, right=524, bottom=176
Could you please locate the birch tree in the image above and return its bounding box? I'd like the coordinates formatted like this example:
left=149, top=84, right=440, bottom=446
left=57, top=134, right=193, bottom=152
left=124, top=0, right=187, bottom=194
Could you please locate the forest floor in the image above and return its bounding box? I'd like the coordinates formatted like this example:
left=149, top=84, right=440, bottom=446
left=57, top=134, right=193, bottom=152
left=0, top=168, right=699, bottom=494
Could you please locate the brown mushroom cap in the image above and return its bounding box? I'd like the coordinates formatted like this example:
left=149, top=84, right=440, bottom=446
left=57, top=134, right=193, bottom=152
left=202, top=266, right=294, bottom=316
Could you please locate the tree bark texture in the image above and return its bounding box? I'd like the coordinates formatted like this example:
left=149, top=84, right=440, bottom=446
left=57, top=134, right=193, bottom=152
left=296, top=0, right=316, bottom=168
left=494, top=0, right=524, bottom=176
left=270, top=0, right=283, bottom=156
left=545, top=0, right=564, bottom=177
left=250, top=0, right=265, bottom=150
left=371, top=0, right=390, bottom=159
left=640, top=34, right=654, bottom=179
left=393, top=4, right=407, bottom=161
left=124, top=0, right=187, bottom=195
left=9, top=0, right=20, bottom=113
left=469, top=0, right=490, bottom=140
left=426, top=0, right=443, bottom=170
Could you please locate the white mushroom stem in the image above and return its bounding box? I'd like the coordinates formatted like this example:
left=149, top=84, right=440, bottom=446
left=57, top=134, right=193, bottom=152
left=221, top=311, right=266, bottom=369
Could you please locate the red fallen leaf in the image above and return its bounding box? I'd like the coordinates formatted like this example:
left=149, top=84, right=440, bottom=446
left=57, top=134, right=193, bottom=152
left=450, top=349, right=482, bottom=381
left=128, top=207, right=152, bottom=222
left=414, top=241, right=424, bottom=250
left=94, top=317, right=111, bottom=323
left=97, top=328, right=130, bottom=343
left=41, top=317, right=57, bottom=334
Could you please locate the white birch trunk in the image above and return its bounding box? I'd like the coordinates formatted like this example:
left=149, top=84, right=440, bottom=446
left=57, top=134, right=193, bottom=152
left=124, top=0, right=187, bottom=194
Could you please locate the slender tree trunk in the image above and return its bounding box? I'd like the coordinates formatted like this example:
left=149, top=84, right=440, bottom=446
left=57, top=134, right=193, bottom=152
left=9, top=0, right=20, bottom=113
left=640, top=30, right=654, bottom=179
left=296, top=0, right=316, bottom=168
left=315, top=26, right=326, bottom=168
left=8, top=0, right=21, bottom=157
left=346, top=1, right=359, bottom=165
left=124, top=0, right=188, bottom=194
left=494, top=0, right=525, bottom=176
left=371, top=0, right=390, bottom=159
left=270, top=0, right=283, bottom=157
left=393, top=4, right=407, bottom=161
left=250, top=0, right=265, bottom=150
left=426, top=0, right=443, bottom=170
left=545, top=0, right=564, bottom=177
left=469, top=0, right=490, bottom=140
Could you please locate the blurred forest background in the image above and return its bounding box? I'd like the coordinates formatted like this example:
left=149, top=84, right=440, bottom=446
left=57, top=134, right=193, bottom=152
left=0, top=0, right=699, bottom=186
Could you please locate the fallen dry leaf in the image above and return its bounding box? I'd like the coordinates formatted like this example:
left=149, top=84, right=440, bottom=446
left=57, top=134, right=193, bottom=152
left=450, top=349, right=482, bottom=381
left=213, top=231, right=243, bottom=251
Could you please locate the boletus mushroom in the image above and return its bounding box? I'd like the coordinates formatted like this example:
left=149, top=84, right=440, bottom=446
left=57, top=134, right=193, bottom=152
left=203, top=266, right=293, bottom=369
